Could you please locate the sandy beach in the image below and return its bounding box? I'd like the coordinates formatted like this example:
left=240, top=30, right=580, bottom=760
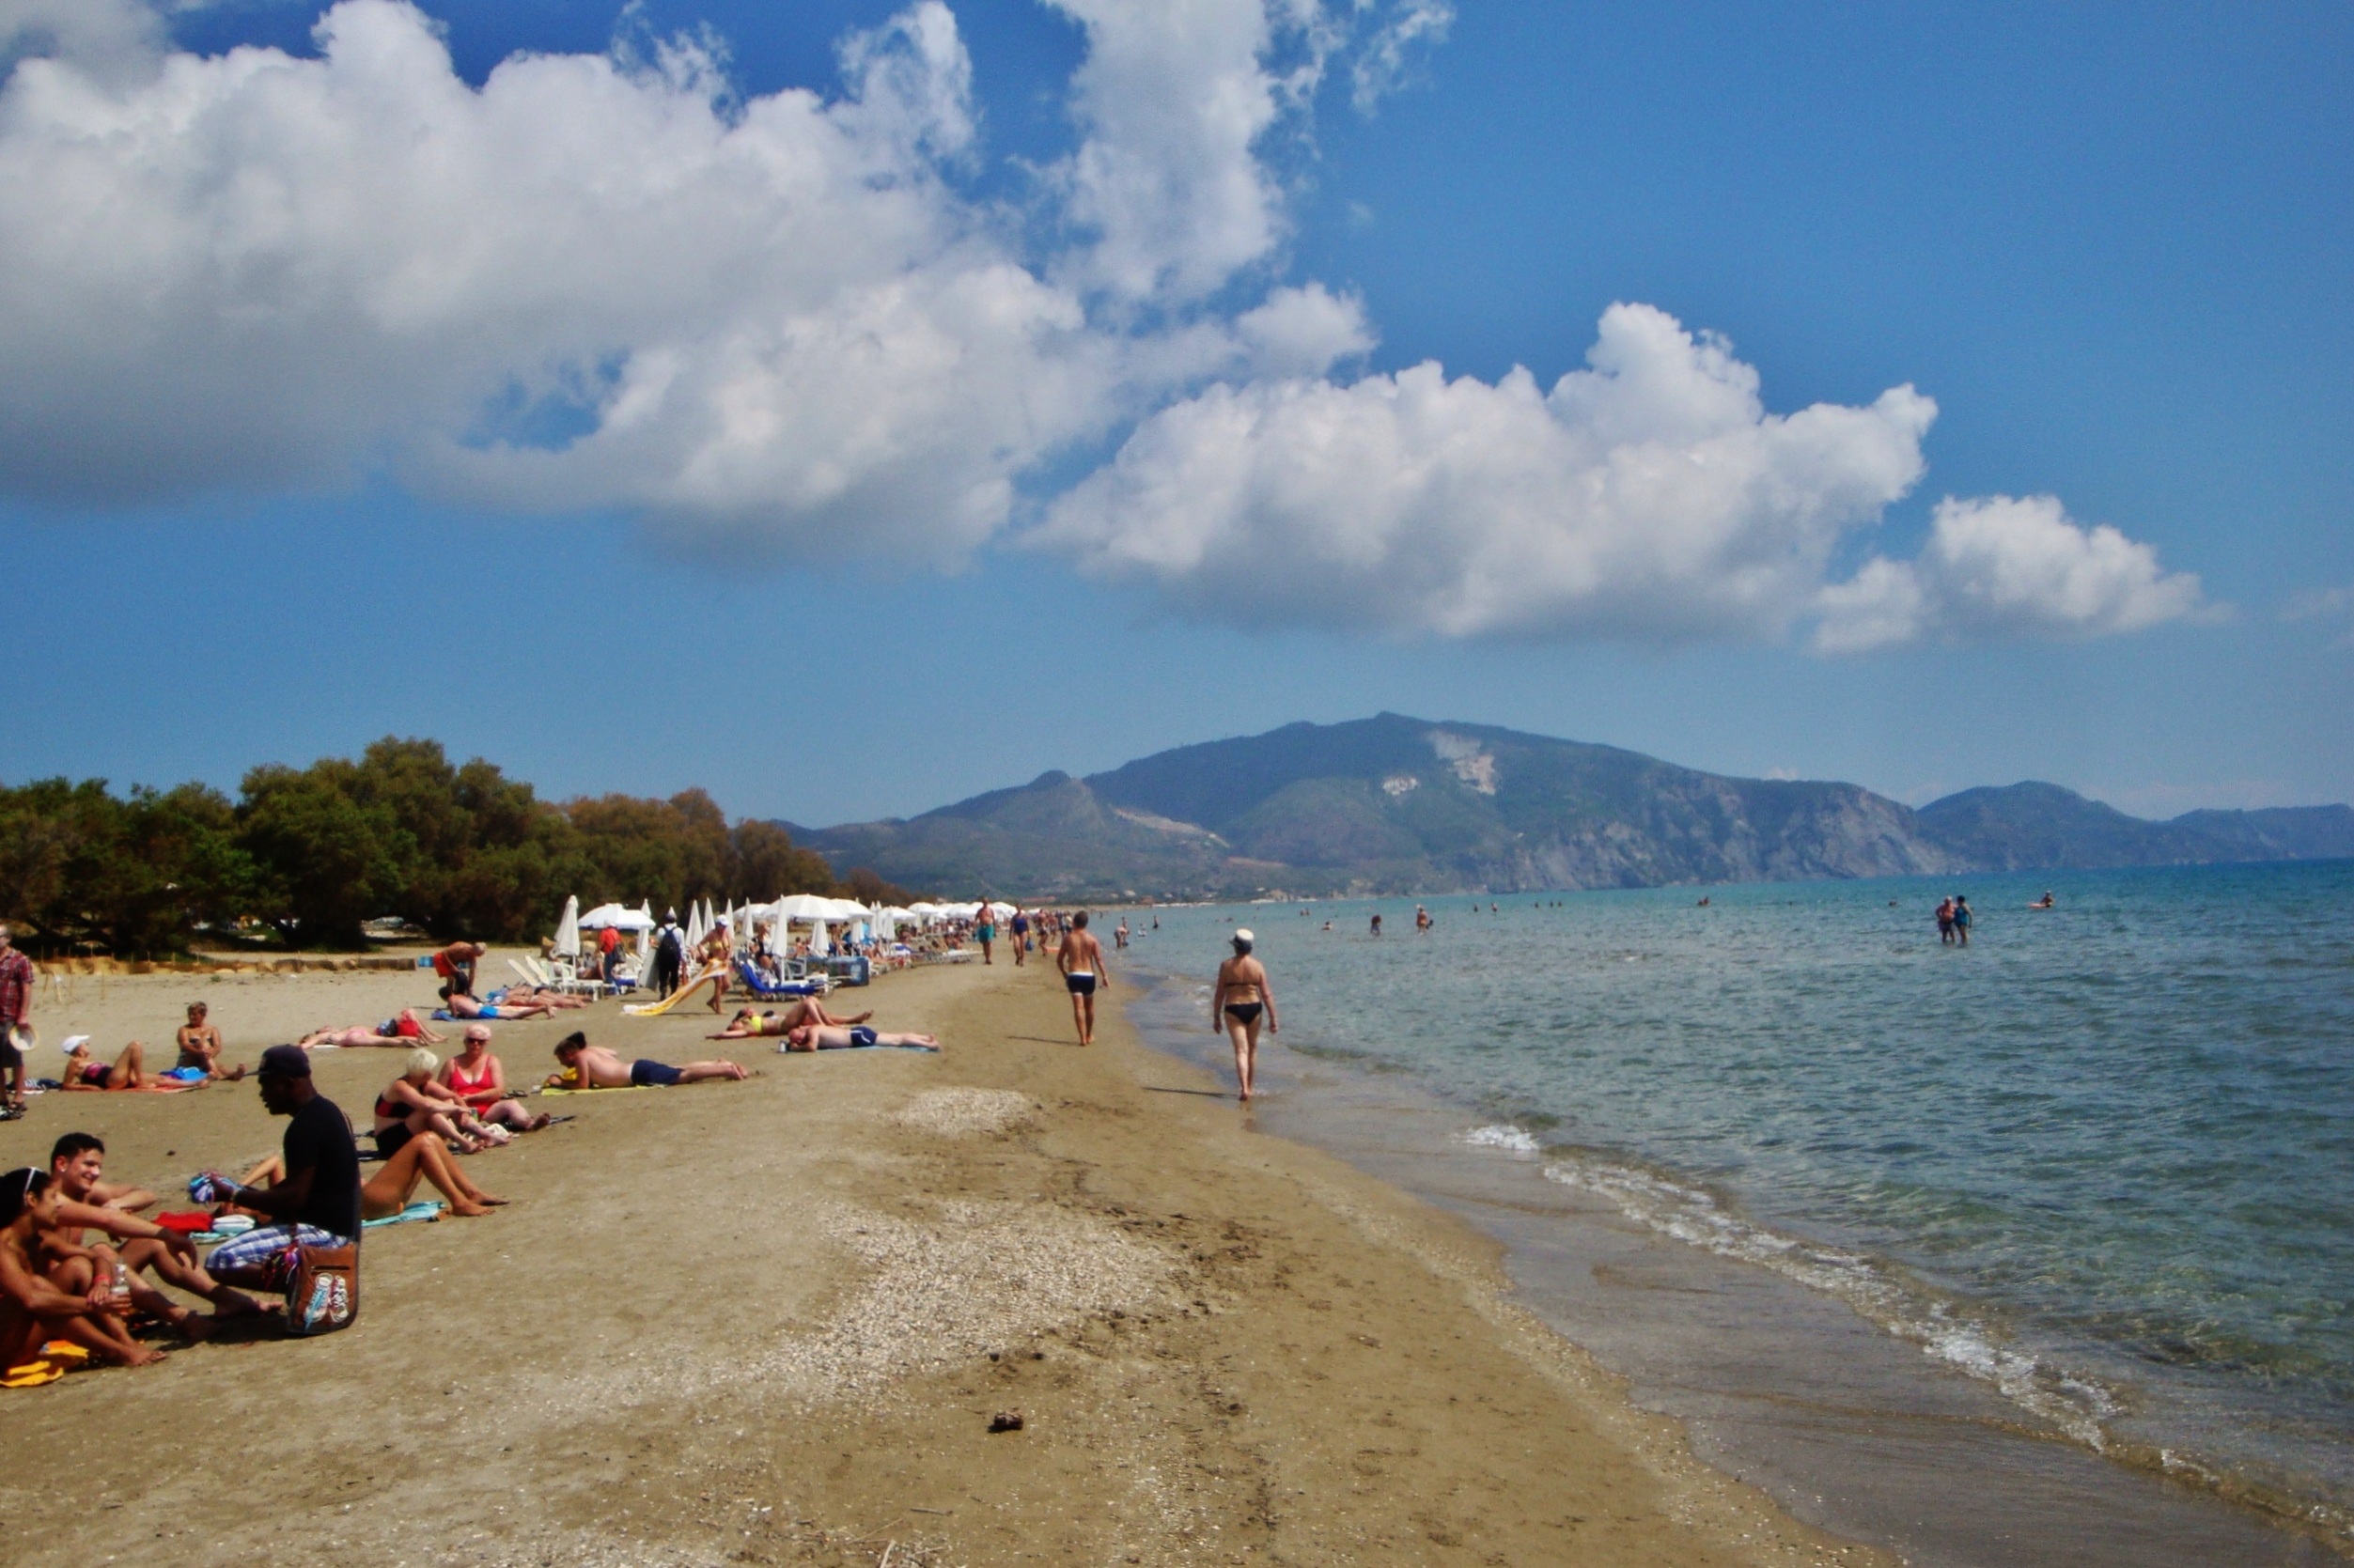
left=0, top=954, right=1885, bottom=1567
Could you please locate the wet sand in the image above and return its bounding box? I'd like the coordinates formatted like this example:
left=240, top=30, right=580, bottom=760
left=0, top=954, right=1884, bottom=1566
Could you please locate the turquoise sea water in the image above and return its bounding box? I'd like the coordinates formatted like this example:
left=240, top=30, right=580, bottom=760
left=1121, top=862, right=2354, bottom=1539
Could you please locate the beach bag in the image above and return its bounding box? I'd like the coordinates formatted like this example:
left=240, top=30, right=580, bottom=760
left=282, top=1239, right=359, bottom=1337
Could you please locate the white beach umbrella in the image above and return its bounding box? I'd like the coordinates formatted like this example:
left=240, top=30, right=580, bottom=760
left=684, top=903, right=708, bottom=952
left=809, top=919, right=832, bottom=956
left=553, top=895, right=581, bottom=956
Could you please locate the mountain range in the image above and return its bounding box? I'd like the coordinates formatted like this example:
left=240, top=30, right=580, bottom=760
left=788, top=714, right=2354, bottom=901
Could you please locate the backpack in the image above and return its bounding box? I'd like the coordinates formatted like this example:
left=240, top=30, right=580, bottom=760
left=282, top=1236, right=360, bottom=1336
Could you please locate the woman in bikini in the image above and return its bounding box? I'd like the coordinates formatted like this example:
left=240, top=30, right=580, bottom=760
left=173, top=1002, right=245, bottom=1080
left=60, top=1039, right=161, bottom=1092
left=435, top=1028, right=549, bottom=1135
left=372, top=1048, right=508, bottom=1157
left=1211, top=930, right=1278, bottom=1103
left=707, top=999, right=873, bottom=1040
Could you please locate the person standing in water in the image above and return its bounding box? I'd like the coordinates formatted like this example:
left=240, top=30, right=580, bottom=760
left=1369, top=912, right=1383, bottom=937
left=1212, top=929, right=1277, bottom=1102
left=1953, top=896, right=1972, bottom=947
left=1057, top=912, right=1109, bottom=1047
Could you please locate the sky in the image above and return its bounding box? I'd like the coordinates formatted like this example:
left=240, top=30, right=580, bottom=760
left=0, top=0, right=2347, bottom=827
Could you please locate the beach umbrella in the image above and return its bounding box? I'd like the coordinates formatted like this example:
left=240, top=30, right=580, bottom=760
left=771, top=893, right=838, bottom=924
left=578, top=902, right=654, bottom=931
left=684, top=903, right=707, bottom=952
left=810, top=919, right=833, bottom=956
left=553, top=895, right=581, bottom=956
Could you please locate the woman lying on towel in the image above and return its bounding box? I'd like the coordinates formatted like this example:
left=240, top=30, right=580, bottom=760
left=297, top=1008, right=444, bottom=1050
left=707, top=1000, right=873, bottom=1039
left=59, top=1039, right=191, bottom=1092
left=782, top=1023, right=942, bottom=1052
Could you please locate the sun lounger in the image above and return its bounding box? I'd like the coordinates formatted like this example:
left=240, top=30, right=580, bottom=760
left=734, top=958, right=828, bottom=1000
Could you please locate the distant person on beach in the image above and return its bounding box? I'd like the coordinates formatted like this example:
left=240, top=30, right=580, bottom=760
left=549, top=1032, right=747, bottom=1089
left=0, top=924, right=33, bottom=1116
left=2032, top=891, right=2055, bottom=909
left=1115, top=917, right=1130, bottom=950
left=599, top=923, right=622, bottom=983
left=174, top=1002, right=245, bottom=1080
left=1953, top=896, right=1972, bottom=946
left=974, top=908, right=997, bottom=965
left=1936, top=897, right=1956, bottom=944
left=1010, top=908, right=1030, bottom=966
left=653, top=912, right=685, bottom=998
left=297, top=1010, right=444, bottom=1049
left=1369, top=912, right=1382, bottom=936
left=1058, top=912, right=1109, bottom=1047
left=1212, top=929, right=1278, bottom=1103
left=444, top=991, right=558, bottom=1023
left=432, top=941, right=487, bottom=1001
left=781, top=1023, right=942, bottom=1052
left=708, top=999, right=872, bottom=1039
left=1414, top=905, right=1431, bottom=932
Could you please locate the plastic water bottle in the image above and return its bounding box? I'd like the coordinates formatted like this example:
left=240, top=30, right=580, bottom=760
left=109, top=1261, right=132, bottom=1315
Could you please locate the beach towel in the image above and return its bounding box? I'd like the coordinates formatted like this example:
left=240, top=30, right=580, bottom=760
left=362, top=1201, right=444, bottom=1229
left=4, top=1341, right=92, bottom=1389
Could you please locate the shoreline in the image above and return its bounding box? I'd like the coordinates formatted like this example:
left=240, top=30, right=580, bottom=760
left=0, top=949, right=1893, bottom=1565
left=1112, top=947, right=2345, bottom=1566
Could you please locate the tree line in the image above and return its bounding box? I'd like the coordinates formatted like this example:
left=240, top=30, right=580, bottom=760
left=0, top=737, right=913, bottom=955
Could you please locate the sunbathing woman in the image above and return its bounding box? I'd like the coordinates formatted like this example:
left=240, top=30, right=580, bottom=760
left=221, top=1141, right=507, bottom=1222
left=60, top=1039, right=164, bottom=1092
left=174, top=1002, right=246, bottom=1080
left=374, top=1049, right=509, bottom=1157
left=493, top=985, right=592, bottom=1011
left=708, top=999, right=873, bottom=1039
left=782, top=1023, right=941, bottom=1052
left=437, top=1027, right=550, bottom=1135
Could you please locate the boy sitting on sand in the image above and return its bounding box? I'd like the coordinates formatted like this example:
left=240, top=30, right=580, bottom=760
left=45, top=1133, right=258, bottom=1332
left=548, top=1032, right=748, bottom=1089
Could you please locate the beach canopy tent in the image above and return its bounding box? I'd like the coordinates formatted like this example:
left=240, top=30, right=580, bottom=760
left=553, top=895, right=581, bottom=957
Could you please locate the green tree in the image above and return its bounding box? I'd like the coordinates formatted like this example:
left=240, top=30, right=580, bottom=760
left=236, top=764, right=408, bottom=948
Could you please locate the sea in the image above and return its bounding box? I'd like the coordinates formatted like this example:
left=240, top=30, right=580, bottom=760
left=1114, top=862, right=2354, bottom=1566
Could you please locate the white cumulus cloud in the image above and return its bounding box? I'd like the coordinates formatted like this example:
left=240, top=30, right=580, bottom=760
left=1036, top=303, right=1939, bottom=640
left=0, top=0, right=2206, bottom=654
left=1812, top=494, right=2210, bottom=653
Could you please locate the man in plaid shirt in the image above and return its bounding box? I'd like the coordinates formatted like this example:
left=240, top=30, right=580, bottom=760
left=0, top=924, right=31, bottom=1116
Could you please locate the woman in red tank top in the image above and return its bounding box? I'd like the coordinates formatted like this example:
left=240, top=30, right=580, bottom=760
left=437, top=1027, right=548, bottom=1136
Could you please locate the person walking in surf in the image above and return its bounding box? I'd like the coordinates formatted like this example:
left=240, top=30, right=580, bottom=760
left=1211, top=929, right=1277, bottom=1103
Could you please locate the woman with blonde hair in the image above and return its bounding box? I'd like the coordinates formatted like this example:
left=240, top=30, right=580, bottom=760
left=372, top=1048, right=509, bottom=1157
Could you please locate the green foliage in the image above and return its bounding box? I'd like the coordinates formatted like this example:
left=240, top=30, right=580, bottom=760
left=0, top=738, right=859, bottom=955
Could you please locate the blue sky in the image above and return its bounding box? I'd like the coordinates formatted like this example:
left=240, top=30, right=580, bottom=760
left=2, top=0, right=2346, bottom=827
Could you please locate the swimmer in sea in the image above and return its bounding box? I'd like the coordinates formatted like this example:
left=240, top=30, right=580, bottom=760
left=1058, top=911, right=1109, bottom=1047
left=1211, top=929, right=1277, bottom=1103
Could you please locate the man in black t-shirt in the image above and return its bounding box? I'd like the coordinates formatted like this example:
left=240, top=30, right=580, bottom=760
left=203, top=1045, right=361, bottom=1287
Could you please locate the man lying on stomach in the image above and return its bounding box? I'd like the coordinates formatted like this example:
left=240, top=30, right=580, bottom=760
left=548, top=1032, right=747, bottom=1089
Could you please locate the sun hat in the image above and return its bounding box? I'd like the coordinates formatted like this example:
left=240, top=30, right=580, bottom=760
left=59, top=1034, right=88, bottom=1054
left=1233, top=928, right=1254, bottom=943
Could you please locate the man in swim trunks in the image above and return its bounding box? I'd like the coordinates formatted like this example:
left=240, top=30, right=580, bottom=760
left=550, top=1032, right=747, bottom=1089
left=781, top=1023, right=941, bottom=1052
left=1057, top=911, right=1109, bottom=1047
left=707, top=1000, right=871, bottom=1039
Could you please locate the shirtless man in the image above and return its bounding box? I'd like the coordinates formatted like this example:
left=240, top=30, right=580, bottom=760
left=446, top=991, right=557, bottom=1023
left=549, top=1032, right=747, bottom=1089
left=175, top=1001, right=245, bottom=1080
left=43, top=1133, right=257, bottom=1334
left=781, top=1023, right=941, bottom=1052
left=1057, top=910, right=1109, bottom=1047
left=707, top=1000, right=871, bottom=1039
left=0, top=1167, right=166, bottom=1370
